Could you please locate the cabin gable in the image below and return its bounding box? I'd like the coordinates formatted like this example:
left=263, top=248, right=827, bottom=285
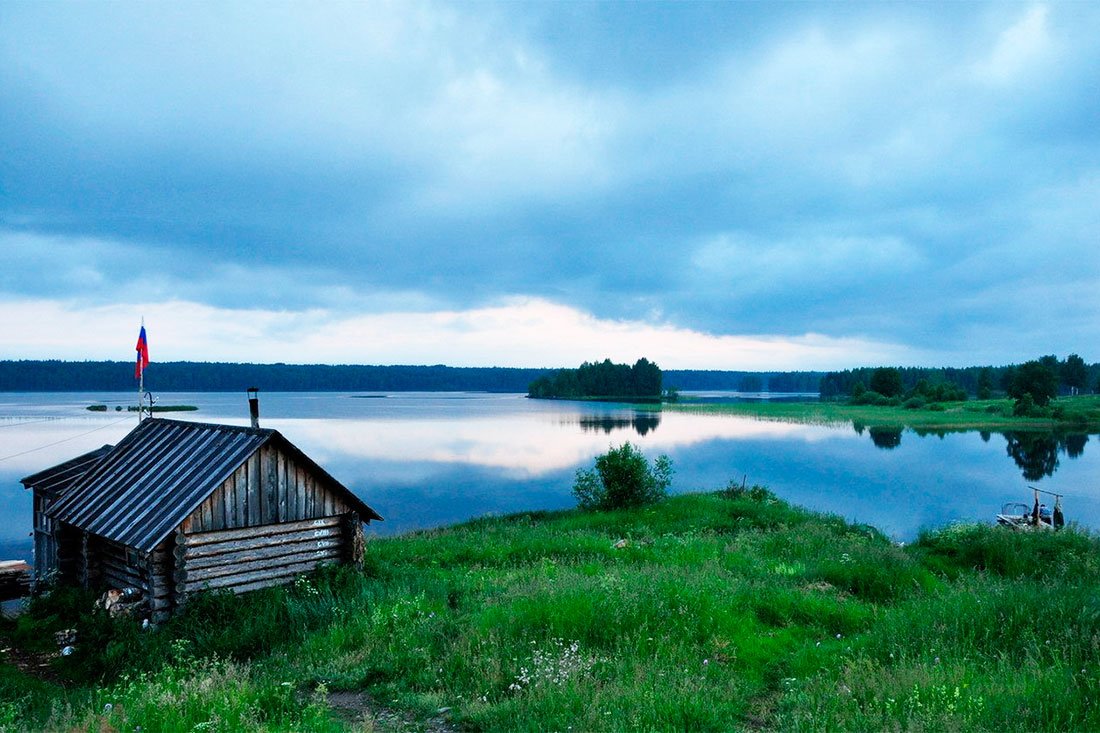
left=180, top=443, right=354, bottom=534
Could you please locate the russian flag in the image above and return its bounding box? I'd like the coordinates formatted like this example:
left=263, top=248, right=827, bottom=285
left=135, top=325, right=150, bottom=379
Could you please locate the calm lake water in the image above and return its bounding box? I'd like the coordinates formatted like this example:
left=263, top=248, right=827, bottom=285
left=1, top=392, right=1097, bottom=563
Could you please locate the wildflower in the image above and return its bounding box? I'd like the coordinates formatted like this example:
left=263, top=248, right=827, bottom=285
left=103, top=703, right=113, bottom=713
left=836, top=633, right=842, bottom=639
left=934, top=656, right=940, bottom=664
left=703, top=659, right=709, bottom=666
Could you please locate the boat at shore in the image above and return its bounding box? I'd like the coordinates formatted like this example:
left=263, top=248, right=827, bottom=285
left=996, top=488, right=1064, bottom=530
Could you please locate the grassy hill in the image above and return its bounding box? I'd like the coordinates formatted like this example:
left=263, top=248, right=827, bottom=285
left=3, top=490, right=1099, bottom=731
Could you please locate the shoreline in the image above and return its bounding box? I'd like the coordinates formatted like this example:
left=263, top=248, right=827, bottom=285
left=664, top=395, right=1100, bottom=432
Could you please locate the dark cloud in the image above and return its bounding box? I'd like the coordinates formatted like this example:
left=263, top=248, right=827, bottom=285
left=2, top=1, right=1098, bottom=365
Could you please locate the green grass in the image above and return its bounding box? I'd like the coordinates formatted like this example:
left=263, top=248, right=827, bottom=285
left=667, top=394, right=1100, bottom=431
left=2, top=492, right=1099, bottom=731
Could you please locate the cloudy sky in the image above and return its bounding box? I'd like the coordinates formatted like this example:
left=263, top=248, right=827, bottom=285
left=2, top=1, right=1097, bottom=370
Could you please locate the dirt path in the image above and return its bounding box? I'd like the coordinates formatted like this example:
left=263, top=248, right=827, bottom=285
left=326, top=690, right=459, bottom=732
left=0, top=642, right=63, bottom=685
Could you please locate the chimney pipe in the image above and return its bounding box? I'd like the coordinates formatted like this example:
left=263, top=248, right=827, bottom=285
left=247, top=387, right=260, bottom=428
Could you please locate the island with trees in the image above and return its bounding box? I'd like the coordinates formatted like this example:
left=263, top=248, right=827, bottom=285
left=527, top=358, right=665, bottom=402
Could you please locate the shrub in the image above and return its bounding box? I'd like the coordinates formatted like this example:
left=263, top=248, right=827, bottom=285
left=902, top=397, right=925, bottom=409
left=721, top=479, right=774, bottom=502
left=852, top=390, right=888, bottom=406
left=572, top=442, right=672, bottom=510
left=1012, top=393, right=1050, bottom=418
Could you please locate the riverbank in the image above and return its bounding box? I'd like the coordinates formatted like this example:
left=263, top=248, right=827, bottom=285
left=2, top=490, right=1098, bottom=731
left=667, top=395, right=1100, bottom=431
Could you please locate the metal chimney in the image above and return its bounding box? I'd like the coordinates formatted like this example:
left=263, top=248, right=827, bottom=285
left=247, top=387, right=260, bottom=428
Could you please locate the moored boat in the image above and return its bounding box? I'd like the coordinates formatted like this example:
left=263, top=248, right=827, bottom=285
left=996, top=488, right=1064, bottom=530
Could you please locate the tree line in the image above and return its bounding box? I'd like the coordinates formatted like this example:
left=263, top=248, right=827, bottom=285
left=0, top=361, right=548, bottom=392
left=0, top=360, right=820, bottom=393
left=2, top=358, right=1094, bottom=397
left=819, top=354, right=1098, bottom=402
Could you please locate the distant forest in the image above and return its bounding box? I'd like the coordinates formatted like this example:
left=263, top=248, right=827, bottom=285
left=1, top=358, right=1093, bottom=396
left=0, top=360, right=821, bottom=393
left=818, top=355, right=1099, bottom=400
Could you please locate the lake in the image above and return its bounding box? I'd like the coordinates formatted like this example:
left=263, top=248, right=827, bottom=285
left=1, top=391, right=1097, bottom=563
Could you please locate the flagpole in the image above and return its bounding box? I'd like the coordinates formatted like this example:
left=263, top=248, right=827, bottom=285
left=138, top=317, right=145, bottom=422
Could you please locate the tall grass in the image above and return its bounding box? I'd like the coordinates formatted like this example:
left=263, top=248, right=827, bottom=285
left=2, top=492, right=1098, bottom=731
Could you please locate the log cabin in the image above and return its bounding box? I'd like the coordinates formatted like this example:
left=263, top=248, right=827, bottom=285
left=22, top=417, right=382, bottom=622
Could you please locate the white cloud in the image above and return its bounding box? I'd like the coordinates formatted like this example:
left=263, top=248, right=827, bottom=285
left=971, top=5, right=1052, bottom=85
left=0, top=297, right=913, bottom=370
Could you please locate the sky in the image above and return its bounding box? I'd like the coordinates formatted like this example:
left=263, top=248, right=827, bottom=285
left=1, top=1, right=1098, bottom=370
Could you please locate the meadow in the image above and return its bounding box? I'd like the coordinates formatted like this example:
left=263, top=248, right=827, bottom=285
left=668, top=394, right=1100, bottom=431
left=2, top=488, right=1099, bottom=731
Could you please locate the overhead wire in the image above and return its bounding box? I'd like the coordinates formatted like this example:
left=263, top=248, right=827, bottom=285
left=0, top=416, right=132, bottom=463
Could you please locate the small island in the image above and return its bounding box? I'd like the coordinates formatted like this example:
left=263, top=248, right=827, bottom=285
left=527, top=358, right=666, bottom=402
left=86, top=404, right=198, bottom=413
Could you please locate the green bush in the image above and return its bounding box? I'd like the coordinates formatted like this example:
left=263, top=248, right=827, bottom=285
left=902, top=397, right=925, bottom=409
left=721, top=480, right=774, bottom=503
left=1012, top=393, right=1050, bottom=418
left=852, top=390, right=890, bottom=406
left=572, top=442, right=672, bottom=510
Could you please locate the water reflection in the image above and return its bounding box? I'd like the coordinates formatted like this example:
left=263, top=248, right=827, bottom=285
left=852, top=422, right=1093, bottom=482
left=1065, top=434, right=1089, bottom=459
left=868, top=426, right=903, bottom=450
left=576, top=413, right=661, bottom=436
left=1002, top=432, right=1090, bottom=481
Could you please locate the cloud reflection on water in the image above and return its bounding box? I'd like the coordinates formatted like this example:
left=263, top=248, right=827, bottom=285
left=266, top=410, right=843, bottom=479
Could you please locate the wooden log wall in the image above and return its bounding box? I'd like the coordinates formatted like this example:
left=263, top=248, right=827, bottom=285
left=89, top=536, right=146, bottom=592
left=54, top=523, right=81, bottom=587
left=182, top=445, right=352, bottom=534
left=148, top=539, right=175, bottom=623
left=173, top=515, right=350, bottom=601
left=32, top=491, right=57, bottom=585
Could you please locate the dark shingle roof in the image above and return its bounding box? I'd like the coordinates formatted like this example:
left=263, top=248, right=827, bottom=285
left=21, top=444, right=115, bottom=499
left=45, top=418, right=381, bottom=553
